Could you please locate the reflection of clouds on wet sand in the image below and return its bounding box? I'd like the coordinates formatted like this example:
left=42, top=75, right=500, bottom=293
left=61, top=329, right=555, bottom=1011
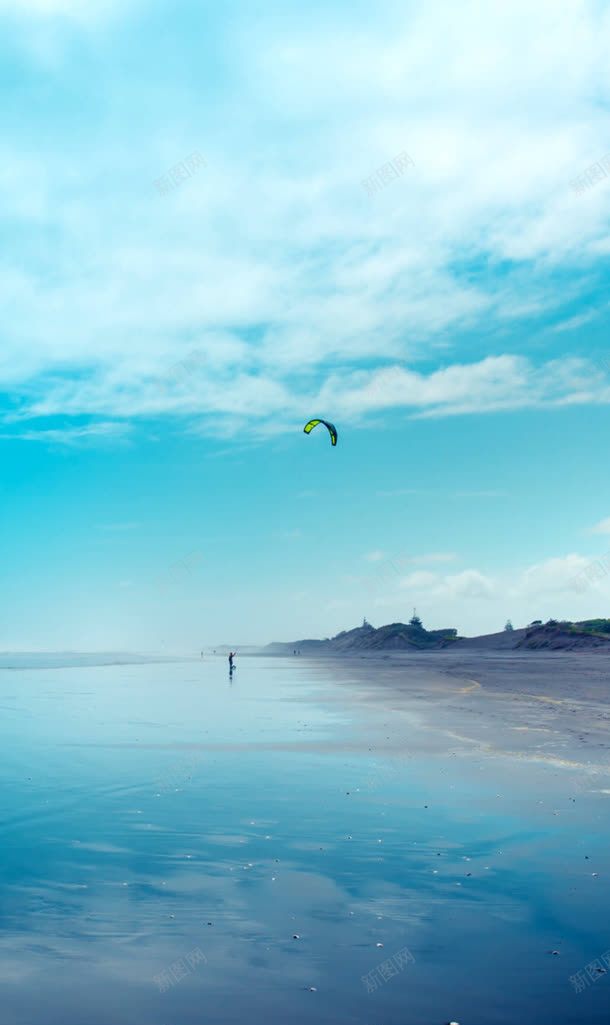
left=203, top=834, right=250, bottom=846
left=4, top=657, right=610, bottom=1024
left=69, top=841, right=131, bottom=854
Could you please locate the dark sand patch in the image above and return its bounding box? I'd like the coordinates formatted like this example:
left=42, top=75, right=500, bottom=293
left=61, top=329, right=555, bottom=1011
left=299, top=650, right=610, bottom=781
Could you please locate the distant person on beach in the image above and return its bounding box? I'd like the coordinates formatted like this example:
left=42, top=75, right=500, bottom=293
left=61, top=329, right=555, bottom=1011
left=228, top=651, right=235, bottom=671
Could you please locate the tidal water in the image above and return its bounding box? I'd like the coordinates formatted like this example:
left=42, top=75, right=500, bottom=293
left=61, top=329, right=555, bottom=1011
left=1, top=655, right=609, bottom=1024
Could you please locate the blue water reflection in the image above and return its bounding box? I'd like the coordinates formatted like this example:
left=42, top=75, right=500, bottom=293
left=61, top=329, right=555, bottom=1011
left=1, top=656, right=609, bottom=1024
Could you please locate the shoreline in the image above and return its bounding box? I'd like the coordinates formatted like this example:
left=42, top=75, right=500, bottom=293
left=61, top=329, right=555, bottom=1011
left=299, top=649, right=610, bottom=783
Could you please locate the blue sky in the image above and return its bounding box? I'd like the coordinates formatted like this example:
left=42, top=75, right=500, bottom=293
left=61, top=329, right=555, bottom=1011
left=2, top=0, right=610, bottom=650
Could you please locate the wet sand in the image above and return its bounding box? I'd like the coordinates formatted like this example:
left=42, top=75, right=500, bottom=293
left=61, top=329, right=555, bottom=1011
left=4, top=654, right=610, bottom=1024
left=302, top=649, right=610, bottom=781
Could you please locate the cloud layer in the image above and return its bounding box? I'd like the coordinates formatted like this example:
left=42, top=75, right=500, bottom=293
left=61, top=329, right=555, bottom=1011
left=0, top=0, right=610, bottom=442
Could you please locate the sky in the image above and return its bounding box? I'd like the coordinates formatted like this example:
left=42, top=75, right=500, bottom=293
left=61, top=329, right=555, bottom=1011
left=2, top=0, right=610, bottom=651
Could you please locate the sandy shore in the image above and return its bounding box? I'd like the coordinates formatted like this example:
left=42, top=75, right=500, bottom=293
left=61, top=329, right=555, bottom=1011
left=302, top=649, right=610, bottom=781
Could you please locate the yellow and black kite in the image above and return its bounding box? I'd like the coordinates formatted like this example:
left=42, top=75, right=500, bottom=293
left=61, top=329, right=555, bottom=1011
left=303, top=418, right=338, bottom=446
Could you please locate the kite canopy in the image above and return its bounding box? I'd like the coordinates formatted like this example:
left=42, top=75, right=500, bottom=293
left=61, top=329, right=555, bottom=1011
left=303, top=418, right=338, bottom=446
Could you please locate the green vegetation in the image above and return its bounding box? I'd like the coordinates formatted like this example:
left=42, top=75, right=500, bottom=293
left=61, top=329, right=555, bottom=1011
left=571, top=619, right=610, bottom=637
left=534, top=618, right=610, bottom=637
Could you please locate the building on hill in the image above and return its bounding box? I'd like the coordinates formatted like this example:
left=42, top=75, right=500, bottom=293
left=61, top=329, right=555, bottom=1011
left=409, top=608, right=424, bottom=630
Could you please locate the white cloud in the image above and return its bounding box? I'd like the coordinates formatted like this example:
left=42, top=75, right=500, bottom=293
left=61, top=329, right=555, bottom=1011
left=1, top=0, right=610, bottom=441
left=453, top=490, right=507, bottom=498
left=379, top=551, right=610, bottom=609
left=438, top=570, right=496, bottom=600
left=0, top=0, right=123, bottom=21
left=398, top=568, right=494, bottom=599
left=316, top=356, right=610, bottom=423
left=409, top=552, right=457, bottom=565
left=5, top=422, right=130, bottom=445
left=353, top=544, right=610, bottom=636
left=10, top=354, right=610, bottom=437
left=550, top=310, right=600, bottom=333
left=376, top=489, right=507, bottom=498
left=376, top=489, right=428, bottom=497
left=363, top=551, right=457, bottom=576
left=398, top=570, right=439, bottom=590
left=516, top=554, right=595, bottom=596
left=588, top=518, right=610, bottom=535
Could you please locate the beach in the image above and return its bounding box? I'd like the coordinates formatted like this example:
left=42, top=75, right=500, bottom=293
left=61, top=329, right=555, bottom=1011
left=2, top=652, right=610, bottom=1024
left=305, top=649, right=610, bottom=772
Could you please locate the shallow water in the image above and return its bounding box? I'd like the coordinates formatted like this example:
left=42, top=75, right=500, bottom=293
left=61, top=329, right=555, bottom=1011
left=2, top=655, right=610, bottom=1024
